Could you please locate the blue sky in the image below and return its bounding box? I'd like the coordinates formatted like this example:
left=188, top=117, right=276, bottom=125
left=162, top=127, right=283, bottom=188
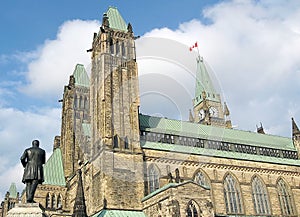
left=1, top=0, right=300, bottom=200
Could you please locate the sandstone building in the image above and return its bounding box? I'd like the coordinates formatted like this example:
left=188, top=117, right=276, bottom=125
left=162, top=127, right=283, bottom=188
left=3, top=6, right=300, bottom=217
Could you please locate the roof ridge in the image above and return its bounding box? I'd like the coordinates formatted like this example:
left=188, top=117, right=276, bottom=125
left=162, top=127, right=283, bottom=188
left=139, top=113, right=291, bottom=139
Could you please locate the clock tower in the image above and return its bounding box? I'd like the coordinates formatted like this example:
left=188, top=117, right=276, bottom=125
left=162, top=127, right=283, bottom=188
left=191, top=56, right=232, bottom=128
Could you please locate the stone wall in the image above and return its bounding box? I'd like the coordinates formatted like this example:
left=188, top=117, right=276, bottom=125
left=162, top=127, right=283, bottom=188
left=143, top=148, right=300, bottom=216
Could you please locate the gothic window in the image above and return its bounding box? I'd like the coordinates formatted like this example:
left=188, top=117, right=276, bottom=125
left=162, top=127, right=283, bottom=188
left=84, top=97, right=88, bottom=110
left=148, top=164, right=160, bottom=193
left=116, top=41, right=120, bottom=56
left=186, top=200, right=199, bottom=217
left=80, top=96, right=84, bottom=108
left=223, top=174, right=243, bottom=214
left=121, top=42, right=126, bottom=57
left=51, top=194, right=56, bottom=208
left=57, top=194, right=62, bottom=209
left=124, top=136, right=129, bottom=149
left=74, top=95, right=79, bottom=108
left=277, top=178, right=295, bottom=216
left=46, top=193, right=51, bottom=209
left=251, top=176, right=271, bottom=215
left=113, top=135, right=119, bottom=148
left=109, top=39, right=114, bottom=54
left=194, top=170, right=210, bottom=189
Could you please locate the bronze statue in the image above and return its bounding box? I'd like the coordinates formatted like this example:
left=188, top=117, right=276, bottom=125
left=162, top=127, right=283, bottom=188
left=20, top=140, right=46, bottom=203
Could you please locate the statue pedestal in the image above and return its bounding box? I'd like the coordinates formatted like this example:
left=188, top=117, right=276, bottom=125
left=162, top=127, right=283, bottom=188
left=7, top=203, right=47, bottom=217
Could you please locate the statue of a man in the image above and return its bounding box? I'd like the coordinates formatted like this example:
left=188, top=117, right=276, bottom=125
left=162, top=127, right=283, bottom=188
left=20, top=140, right=46, bottom=203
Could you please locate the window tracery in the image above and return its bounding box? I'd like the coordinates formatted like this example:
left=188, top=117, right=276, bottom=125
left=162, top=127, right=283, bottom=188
left=223, top=174, right=243, bottom=214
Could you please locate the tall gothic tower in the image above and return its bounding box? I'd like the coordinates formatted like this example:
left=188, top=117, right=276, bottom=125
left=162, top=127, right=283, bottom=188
left=88, top=7, right=144, bottom=212
left=60, top=64, right=90, bottom=178
left=191, top=56, right=232, bottom=128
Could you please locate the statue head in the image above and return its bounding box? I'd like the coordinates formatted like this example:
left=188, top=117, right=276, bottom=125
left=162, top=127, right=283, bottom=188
left=32, top=140, right=40, bottom=147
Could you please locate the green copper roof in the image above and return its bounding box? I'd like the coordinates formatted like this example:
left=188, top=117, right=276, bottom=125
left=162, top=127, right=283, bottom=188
left=142, top=181, right=199, bottom=202
left=106, top=7, right=128, bottom=32
left=139, top=114, right=295, bottom=151
left=73, top=64, right=89, bottom=87
left=82, top=123, right=91, bottom=137
left=91, top=209, right=147, bottom=217
left=43, top=148, right=66, bottom=186
left=8, top=183, right=18, bottom=198
left=194, top=57, right=220, bottom=106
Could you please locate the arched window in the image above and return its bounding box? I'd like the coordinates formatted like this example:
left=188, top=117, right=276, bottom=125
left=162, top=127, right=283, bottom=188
left=116, top=41, right=120, bottom=56
left=121, top=42, right=126, bottom=57
left=186, top=200, right=199, bottom=217
left=277, top=178, right=295, bottom=216
left=84, top=97, right=89, bottom=110
left=46, top=193, right=51, bottom=209
left=109, top=39, right=114, bottom=54
left=79, top=96, right=84, bottom=108
left=57, top=194, right=62, bottom=209
left=113, top=134, right=119, bottom=148
left=148, top=164, right=160, bottom=193
left=194, top=170, right=210, bottom=189
left=74, top=95, right=79, bottom=108
left=124, top=136, right=129, bottom=149
left=51, top=194, right=56, bottom=208
left=252, top=176, right=271, bottom=215
left=223, top=174, right=243, bottom=214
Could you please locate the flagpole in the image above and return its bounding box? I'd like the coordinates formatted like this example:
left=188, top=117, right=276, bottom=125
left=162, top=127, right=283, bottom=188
left=195, top=42, right=201, bottom=62
left=189, top=41, right=202, bottom=62
left=196, top=45, right=201, bottom=61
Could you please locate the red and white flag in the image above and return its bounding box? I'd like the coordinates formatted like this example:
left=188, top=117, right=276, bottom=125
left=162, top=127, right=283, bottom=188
left=189, top=42, right=198, bottom=51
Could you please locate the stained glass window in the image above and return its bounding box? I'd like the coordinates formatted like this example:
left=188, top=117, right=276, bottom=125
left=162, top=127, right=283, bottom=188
left=223, top=174, right=243, bottom=214
left=194, top=170, right=210, bottom=189
left=148, top=164, right=160, bottom=193
left=277, top=178, right=295, bottom=216
left=252, top=176, right=271, bottom=215
left=186, top=200, right=199, bottom=217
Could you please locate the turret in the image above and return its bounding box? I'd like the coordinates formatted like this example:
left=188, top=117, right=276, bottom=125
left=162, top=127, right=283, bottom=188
left=292, top=118, right=300, bottom=158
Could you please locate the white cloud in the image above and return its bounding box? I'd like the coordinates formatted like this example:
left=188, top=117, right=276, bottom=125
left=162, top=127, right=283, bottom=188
left=0, top=106, right=61, bottom=200
left=0, top=107, right=61, bottom=155
left=138, top=0, right=300, bottom=136
left=21, top=19, right=100, bottom=99
left=0, top=163, right=24, bottom=200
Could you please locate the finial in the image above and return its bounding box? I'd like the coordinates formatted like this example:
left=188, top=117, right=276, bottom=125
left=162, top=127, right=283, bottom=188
left=257, top=122, right=265, bottom=134
left=102, top=13, right=109, bottom=28
left=127, top=23, right=133, bottom=33
left=292, top=117, right=300, bottom=134
left=224, top=102, right=230, bottom=116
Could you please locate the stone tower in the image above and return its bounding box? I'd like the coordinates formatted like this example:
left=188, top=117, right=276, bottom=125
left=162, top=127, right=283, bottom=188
left=192, top=56, right=232, bottom=128
left=60, top=64, right=90, bottom=178
left=88, top=7, right=144, bottom=211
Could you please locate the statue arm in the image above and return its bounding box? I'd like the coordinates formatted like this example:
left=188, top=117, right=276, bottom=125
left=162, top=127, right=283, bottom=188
left=20, top=150, right=27, bottom=168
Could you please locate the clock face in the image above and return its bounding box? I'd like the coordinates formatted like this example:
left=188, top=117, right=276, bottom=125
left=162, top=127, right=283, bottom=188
left=198, top=109, right=205, bottom=120
left=209, top=106, right=218, bottom=117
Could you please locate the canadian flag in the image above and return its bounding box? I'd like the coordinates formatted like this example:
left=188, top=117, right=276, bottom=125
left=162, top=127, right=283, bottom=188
left=189, top=42, right=198, bottom=51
